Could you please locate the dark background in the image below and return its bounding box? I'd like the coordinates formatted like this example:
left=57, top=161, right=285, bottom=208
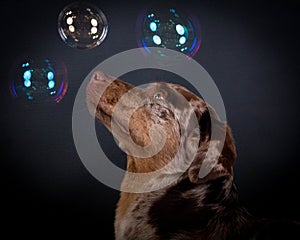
left=1, top=0, right=299, bottom=238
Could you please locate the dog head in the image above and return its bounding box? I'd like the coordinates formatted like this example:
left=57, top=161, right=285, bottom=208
left=86, top=71, right=236, bottom=186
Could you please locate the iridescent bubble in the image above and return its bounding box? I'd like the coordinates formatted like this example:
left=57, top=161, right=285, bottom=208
left=9, top=58, right=68, bottom=103
left=57, top=2, right=108, bottom=49
left=137, top=7, right=201, bottom=58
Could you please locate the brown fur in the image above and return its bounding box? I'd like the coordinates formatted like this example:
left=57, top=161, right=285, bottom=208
left=86, top=71, right=300, bottom=240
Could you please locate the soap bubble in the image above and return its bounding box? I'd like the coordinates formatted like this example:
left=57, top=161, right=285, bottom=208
left=9, top=58, right=68, bottom=103
left=136, top=7, right=201, bottom=59
left=57, top=2, right=108, bottom=49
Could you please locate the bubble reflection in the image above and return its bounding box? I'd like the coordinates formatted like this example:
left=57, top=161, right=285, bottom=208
left=57, top=2, right=108, bottom=49
left=9, top=58, right=68, bottom=103
left=137, top=7, right=201, bottom=58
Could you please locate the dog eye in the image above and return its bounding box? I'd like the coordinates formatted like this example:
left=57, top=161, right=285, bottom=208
left=154, top=92, right=164, bottom=100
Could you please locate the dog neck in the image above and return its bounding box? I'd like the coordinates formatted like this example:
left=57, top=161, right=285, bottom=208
left=147, top=175, right=256, bottom=239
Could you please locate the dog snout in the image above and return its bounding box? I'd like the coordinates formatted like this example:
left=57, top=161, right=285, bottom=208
left=87, top=72, right=112, bottom=104
left=87, top=71, right=112, bottom=94
left=92, top=71, right=108, bottom=82
left=91, top=71, right=116, bottom=84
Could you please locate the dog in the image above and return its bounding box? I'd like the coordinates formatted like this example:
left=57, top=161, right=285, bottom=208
left=86, top=71, right=300, bottom=240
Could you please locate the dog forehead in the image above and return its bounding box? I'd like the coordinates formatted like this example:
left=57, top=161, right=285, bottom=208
left=144, top=82, right=184, bottom=99
left=143, top=82, right=168, bottom=94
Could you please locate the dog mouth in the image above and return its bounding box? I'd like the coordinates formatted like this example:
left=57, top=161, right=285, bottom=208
left=86, top=72, right=134, bottom=133
left=112, top=115, right=130, bottom=135
left=93, top=103, right=131, bottom=153
left=95, top=96, right=131, bottom=138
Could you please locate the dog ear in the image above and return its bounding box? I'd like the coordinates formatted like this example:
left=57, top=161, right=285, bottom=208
left=167, top=84, right=236, bottom=184
left=187, top=103, right=237, bottom=184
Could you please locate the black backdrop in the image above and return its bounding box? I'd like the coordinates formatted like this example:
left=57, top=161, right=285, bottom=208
left=1, top=0, right=299, bottom=238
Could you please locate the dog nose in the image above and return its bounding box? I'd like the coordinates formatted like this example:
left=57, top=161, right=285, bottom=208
left=91, top=71, right=116, bottom=85
left=92, top=71, right=106, bottom=82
